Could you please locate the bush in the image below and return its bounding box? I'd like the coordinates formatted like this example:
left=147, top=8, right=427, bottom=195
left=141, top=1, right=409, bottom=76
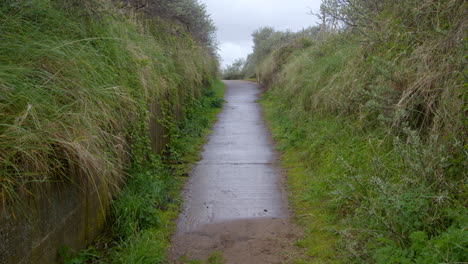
left=243, top=26, right=320, bottom=78
left=222, top=58, right=245, bottom=80
left=122, top=0, right=217, bottom=51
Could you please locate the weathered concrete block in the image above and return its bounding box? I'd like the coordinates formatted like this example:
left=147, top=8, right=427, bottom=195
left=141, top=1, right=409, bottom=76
left=0, top=180, right=110, bottom=264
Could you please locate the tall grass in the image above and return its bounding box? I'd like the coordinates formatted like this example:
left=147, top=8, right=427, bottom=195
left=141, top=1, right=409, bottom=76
left=253, top=0, right=466, bottom=262
left=0, top=0, right=217, bottom=207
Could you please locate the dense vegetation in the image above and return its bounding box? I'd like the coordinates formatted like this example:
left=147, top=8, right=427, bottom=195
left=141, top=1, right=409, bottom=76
left=0, top=0, right=217, bottom=206
left=0, top=0, right=220, bottom=262
left=121, top=0, right=217, bottom=51
left=232, top=0, right=467, bottom=263
left=62, top=81, right=225, bottom=264
left=222, top=58, right=246, bottom=80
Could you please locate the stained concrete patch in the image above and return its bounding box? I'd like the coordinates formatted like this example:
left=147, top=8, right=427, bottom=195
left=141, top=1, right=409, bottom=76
left=171, top=218, right=300, bottom=264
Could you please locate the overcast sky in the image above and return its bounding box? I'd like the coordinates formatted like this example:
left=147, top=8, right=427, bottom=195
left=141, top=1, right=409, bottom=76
left=198, top=0, right=323, bottom=68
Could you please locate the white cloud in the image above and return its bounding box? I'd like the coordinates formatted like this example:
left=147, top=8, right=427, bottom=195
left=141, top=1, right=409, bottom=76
left=219, top=41, right=253, bottom=69
left=199, top=0, right=323, bottom=67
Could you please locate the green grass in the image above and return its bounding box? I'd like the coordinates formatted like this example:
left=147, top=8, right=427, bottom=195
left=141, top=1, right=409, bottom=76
left=206, top=251, right=225, bottom=264
left=261, top=90, right=467, bottom=263
left=0, top=0, right=221, bottom=262
left=178, top=251, right=225, bottom=264
left=252, top=5, right=466, bottom=260
left=262, top=98, right=346, bottom=264
left=0, top=0, right=217, bottom=206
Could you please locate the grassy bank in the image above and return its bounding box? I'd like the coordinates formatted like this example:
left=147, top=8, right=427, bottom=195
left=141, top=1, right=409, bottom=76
left=1, top=0, right=221, bottom=262
left=249, top=0, right=466, bottom=263
left=262, top=90, right=466, bottom=263
left=74, top=80, right=224, bottom=264
left=262, top=98, right=340, bottom=264
left=0, top=0, right=216, bottom=208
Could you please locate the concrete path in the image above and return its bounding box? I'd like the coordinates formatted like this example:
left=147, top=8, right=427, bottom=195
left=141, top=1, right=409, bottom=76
left=170, top=81, right=298, bottom=264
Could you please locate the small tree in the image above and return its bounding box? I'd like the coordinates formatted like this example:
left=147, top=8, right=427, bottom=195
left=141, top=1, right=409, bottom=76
left=122, top=0, right=217, bottom=50
left=222, top=58, right=245, bottom=80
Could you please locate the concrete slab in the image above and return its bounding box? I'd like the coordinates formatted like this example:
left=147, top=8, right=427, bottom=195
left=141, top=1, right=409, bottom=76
left=175, top=80, right=287, bottom=233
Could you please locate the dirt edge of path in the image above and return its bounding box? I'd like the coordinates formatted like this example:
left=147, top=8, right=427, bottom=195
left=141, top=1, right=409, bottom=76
left=169, top=217, right=302, bottom=264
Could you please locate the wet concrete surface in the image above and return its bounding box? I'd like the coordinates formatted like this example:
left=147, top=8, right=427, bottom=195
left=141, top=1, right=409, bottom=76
left=176, top=80, right=286, bottom=232
left=171, top=81, right=298, bottom=264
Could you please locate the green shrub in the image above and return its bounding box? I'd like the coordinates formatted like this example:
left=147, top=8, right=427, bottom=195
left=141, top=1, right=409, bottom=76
left=254, top=0, right=466, bottom=262
left=111, top=168, right=168, bottom=239
left=222, top=58, right=245, bottom=80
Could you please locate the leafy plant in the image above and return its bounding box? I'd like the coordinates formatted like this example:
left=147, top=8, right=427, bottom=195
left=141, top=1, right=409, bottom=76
left=59, top=246, right=98, bottom=264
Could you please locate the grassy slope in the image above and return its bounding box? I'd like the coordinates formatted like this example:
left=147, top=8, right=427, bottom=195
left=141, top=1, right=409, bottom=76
left=263, top=91, right=467, bottom=264
left=0, top=0, right=216, bottom=205
left=257, top=6, right=466, bottom=263
left=1, top=0, right=221, bottom=262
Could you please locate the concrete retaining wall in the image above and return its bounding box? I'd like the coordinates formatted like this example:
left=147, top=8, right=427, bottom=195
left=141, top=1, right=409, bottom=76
left=0, top=179, right=110, bottom=264
left=0, top=95, right=183, bottom=264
